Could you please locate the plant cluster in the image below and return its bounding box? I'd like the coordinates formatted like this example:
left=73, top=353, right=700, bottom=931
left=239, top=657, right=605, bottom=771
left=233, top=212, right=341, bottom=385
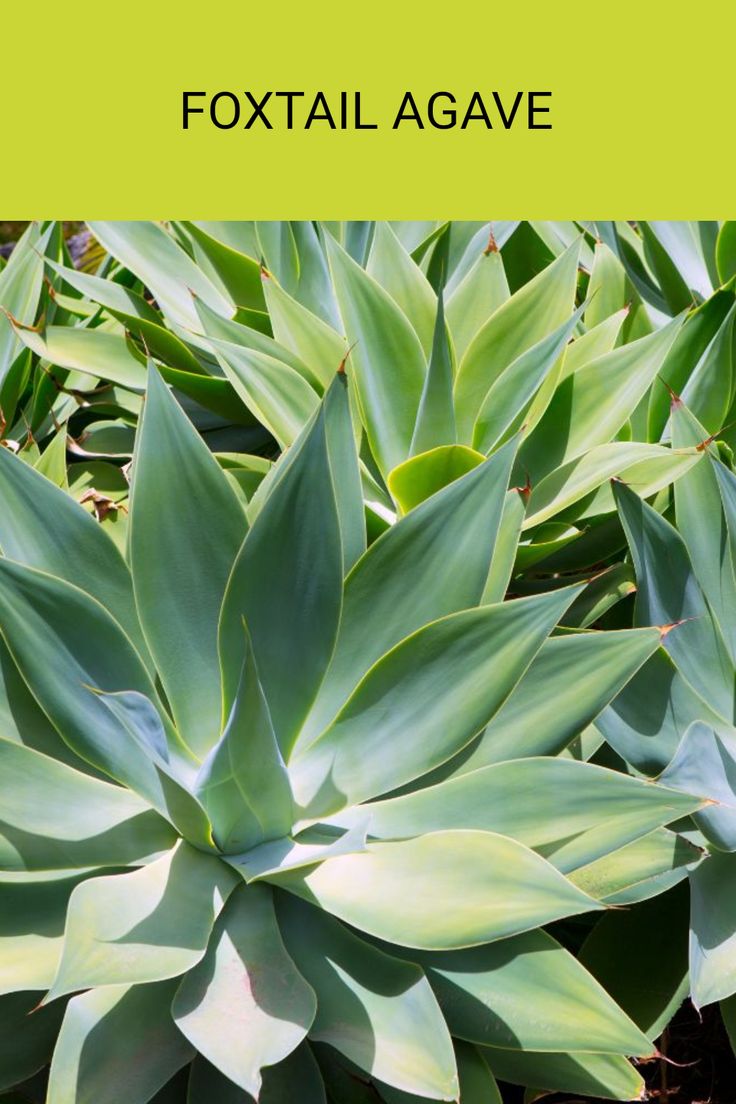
left=1, top=219, right=735, bottom=1103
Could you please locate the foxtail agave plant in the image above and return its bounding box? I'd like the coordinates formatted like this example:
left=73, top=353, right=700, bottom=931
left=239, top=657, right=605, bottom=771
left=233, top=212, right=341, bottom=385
left=595, top=395, right=736, bottom=1031
left=0, top=367, right=707, bottom=1103
left=8, top=220, right=719, bottom=579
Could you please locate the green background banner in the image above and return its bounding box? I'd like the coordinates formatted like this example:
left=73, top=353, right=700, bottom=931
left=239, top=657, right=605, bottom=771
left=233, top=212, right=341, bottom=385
left=2, top=0, right=733, bottom=216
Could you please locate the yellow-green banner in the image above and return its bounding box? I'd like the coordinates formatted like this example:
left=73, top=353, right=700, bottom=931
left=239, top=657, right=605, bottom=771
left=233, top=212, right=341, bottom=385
left=2, top=0, right=733, bottom=215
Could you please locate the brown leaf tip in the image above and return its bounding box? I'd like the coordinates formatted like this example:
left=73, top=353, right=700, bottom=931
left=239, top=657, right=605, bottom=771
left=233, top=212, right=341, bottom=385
left=483, top=225, right=498, bottom=255
left=337, top=341, right=357, bottom=376
left=514, top=472, right=532, bottom=500
left=658, top=618, right=690, bottom=639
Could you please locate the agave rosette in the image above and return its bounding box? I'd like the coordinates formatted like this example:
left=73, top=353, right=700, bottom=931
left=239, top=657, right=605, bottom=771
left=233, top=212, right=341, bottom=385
left=0, top=365, right=708, bottom=1102
left=9, top=221, right=731, bottom=588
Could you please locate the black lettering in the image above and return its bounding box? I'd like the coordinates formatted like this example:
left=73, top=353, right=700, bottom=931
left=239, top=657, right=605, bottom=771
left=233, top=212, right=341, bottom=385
left=355, top=92, right=378, bottom=129
left=244, top=91, right=273, bottom=129
left=305, top=91, right=336, bottom=128
left=182, top=91, right=205, bottom=129
left=461, top=91, right=492, bottom=128
left=393, top=91, right=424, bottom=128
left=428, top=92, right=456, bottom=129
left=492, top=91, right=523, bottom=129
left=529, top=91, right=552, bottom=129
left=275, top=91, right=304, bottom=128
left=210, top=91, right=240, bottom=129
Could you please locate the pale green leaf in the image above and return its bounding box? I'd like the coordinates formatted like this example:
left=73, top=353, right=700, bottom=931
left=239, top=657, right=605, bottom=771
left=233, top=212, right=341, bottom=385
left=388, top=446, right=483, bottom=515
left=46, top=843, right=237, bottom=999
left=0, top=737, right=176, bottom=871
left=290, top=587, right=581, bottom=818
left=219, top=380, right=344, bottom=756
left=659, top=722, right=736, bottom=851
left=195, top=636, right=293, bottom=854
left=0, top=444, right=147, bottom=665
left=454, top=241, right=580, bottom=441
left=276, top=831, right=600, bottom=950
left=614, top=478, right=735, bottom=720
left=262, top=272, right=347, bottom=388
left=130, top=368, right=248, bottom=758
left=47, top=980, right=194, bottom=1104
left=325, top=233, right=426, bottom=476
left=0, top=872, right=92, bottom=994
left=672, top=400, right=736, bottom=662
left=297, top=439, right=517, bottom=749
left=88, top=221, right=232, bottom=329
left=521, top=315, right=683, bottom=480
left=367, top=222, right=437, bottom=356
left=473, top=305, right=585, bottom=454
left=481, top=1047, right=643, bottom=1101
left=12, top=325, right=147, bottom=390
left=173, top=885, right=315, bottom=1097
left=206, top=334, right=320, bottom=448
left=338, top=757, right=701, bottom=874
left=452, top=628, right=661, bottom=768
left=0, top=559, right=208, bottom=842
left=525, top=442, right=700, bottom=528
left=690, top=848, right=736, bottom=1007
left=0, top=223, right=45, bottom=390
left=445, top=249, right=509, bottom=362
left=569, top=829, right=701, bottom=904
left=404, top=928, right=651, bottom=1055
left=278, top=894, right=458, bottom=1100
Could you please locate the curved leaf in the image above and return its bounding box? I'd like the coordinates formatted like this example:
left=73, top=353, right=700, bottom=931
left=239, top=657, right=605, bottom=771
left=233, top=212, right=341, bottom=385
left=613, top=478, right=735, bottom=720
left=47, top=979, right=194, bottom=1104
left=298, top=439, right=517, bottom=748
left=388, top=445, right=483, bottom=514
left=46, top=843, right=237, bottom=1000
left=0, top=872, right=92, bottom=994
left=326, top=233, right=426, bottom=476
left=690, top=848, right=736, bottom=1008
left=88, top=221, right=232, bottom=329
left=0, top=738, right=176, bottom=871
left=0, top=445, right=147, bottom=664
left=481, top=1047, right=643, bottom=1101
left=278, top=894, right=457, bottom=1100
left=454, top=241, right=580, bottom=440
left=219, top=380, right=345, bottom=756
left=473, top=305, right=585, bottom=454
left=275, top=831, right=600, bottom=950
left=448, top=628, right=661, bottom=768
left=291, top=587, right=581, bottom=818
left=341, top=757, right=701, bottom=873
left=659, top=721, right=736, bottom=851
left=173, top=885, right=315, bottom=1097
left=195, top=636, right=293, bottom=854
left=405, top=928, right=652, bottom=1055
left=0, top=559, right=208, bottom=841
left=130, top=368, right=248, bottom=758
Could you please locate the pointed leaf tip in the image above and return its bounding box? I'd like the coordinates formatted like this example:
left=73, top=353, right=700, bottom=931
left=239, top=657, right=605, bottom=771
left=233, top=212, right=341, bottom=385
left=483, top=226, right=499, bottom=255
left=658, top=619, right=685, bottom=639
left=514, top=472, right=532, bottom=499
left=337, top=340, right=358, bottom=376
